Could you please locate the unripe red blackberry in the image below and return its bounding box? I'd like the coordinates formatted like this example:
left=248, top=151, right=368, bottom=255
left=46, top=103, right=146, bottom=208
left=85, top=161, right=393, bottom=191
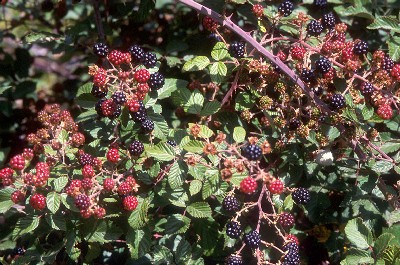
left=93, top=69, right=108, bottom=87
left=390, top=64, right=400, bottom=81
left=11, top=190, right=25, bottom=204
left=202, top=16, right=219, bottom=31
left=244, top=230, right=261, bottom=249
left=126, top=99, right=141, bottom=113
left=30, top=193, right=46, bottom=210
left=80, top=209, right=92, bottom=218
left=278, top=0, right=294, bottom=17
left=103, top=178, right=114, bottom=191
left=134, top=69, right=151, bottom=83
left=107, top=50, right=125, bottom=65
left=290, top=46, right=306, bottom=60
left=377, top=104, right=393, bottom=120
left=82, top=164, right=95, bottom=178
left=93, top=42, right=109, bottom=57
left=107, top=148, right=120, bottom=163
left=222, top=196, right=240, bottom=212
left=101, top=99, right=119, bottom=117
left=71, top=132, right=85, bottom=147
left=129, top=140, right=145, bottom=157
left=0, top=167, right=14, bottom=180
left=279, top=212, right=295, bottom=228
left=226, top=221, right=242, bottom=239
left=74, top=194, right=91, bottom=210
left=123, top=195, right=138, bottom=211
left=307, top=20, right=323, bottom=36
left=82, top=178, right=93, bottom=190
left=94, top=207, right=106, bottom=219
left=292, top=187, right=311, bottom=205
left=10, top=155, right=25, bottom=170
left=268, top=179, right=284, bottom=194
left=240, top=177, right=258, bottom=194
left=125, top=176, right=137, bottom=189
left=118, top=182, right=132, bottom=195
left=286, top=234, right=299, bottom=245
left=252, top=4, right=263, bottom=18
left=22, top=148, right=34, bottom=161
left=141, top=118, right=154, bottom=133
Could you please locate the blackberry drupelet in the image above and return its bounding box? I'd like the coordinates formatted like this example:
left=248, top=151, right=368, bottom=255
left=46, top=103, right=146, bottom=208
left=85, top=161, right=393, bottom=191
left=307, top=20, right=323, bottom=36
left=243, top=144, right=262, bottom=161
left=315, top=57, right=331, bottom=74
left=226, top=221, right=242, bottom=239
left=284, top=242, right=300, bottom=253
left=382, top=56, right=394, bottom=72
left=111, top=91, right=127, bottom=105
left=313, top=0, right=327, bottom=8
left=278, top=0, right=294, bottom=17
left=244, top=230, right=261, bottom=249
left=128, top=44, right=145, bottom=63
left=129, top=140, right=145, bottom=156
left=91, top=85, right=107, bottom=98
left=360, top=82, right=374, bottom=96
left=222, top=196, right=240, bottom=212
left=93, top=42, right=109, bottom=57
left=141, top=118, right=154, bottom=133
left=283, top=251, right=300, bottom=265
left=322, top=12, right=335, bottom=29
left=353, top=41, right=368, bottom=55
left=143, top=52, right=157, bottom=68
left=288, top=118, right=301, bottom=131
left=225, top=255, right=243, bottom=265
left=292, top=187, right=311, bottom=205
left=300, top=68, right=316, bottom=83
left=148, top=72, right=165, bottom=90
left=329, top=94, right=346, bottom=110
left=229, top=41, right=246, bottom=58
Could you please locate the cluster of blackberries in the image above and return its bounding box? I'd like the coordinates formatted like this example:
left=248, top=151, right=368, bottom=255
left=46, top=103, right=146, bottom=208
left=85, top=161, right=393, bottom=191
left=226, top=221, right=242, bottom=239
left=242, top=144, right=262, bottom=161
left=130, top=101, right=155, bottom=133
left=225, top=255, right=243, bottom=265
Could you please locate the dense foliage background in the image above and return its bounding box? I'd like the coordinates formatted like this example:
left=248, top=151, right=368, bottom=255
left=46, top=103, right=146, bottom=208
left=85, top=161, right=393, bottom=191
left=0, top=0, right=400, bottom=264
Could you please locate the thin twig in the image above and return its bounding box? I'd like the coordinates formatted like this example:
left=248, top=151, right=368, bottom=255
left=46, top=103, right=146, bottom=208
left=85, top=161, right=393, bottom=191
left=92, top=0, right=105, bottom=41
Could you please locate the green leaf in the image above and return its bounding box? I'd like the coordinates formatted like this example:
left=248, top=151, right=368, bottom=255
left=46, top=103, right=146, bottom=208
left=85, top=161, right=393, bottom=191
left=344, top=218, right=373, bottom=249
left=367, top=16, right=400, bottom=33
left=371, top=161, right=393, bottom=173
left=186, top=90, right=204, bottom=114
left=209, top=62, right=227, bottom=84
left=52, top=177, right=69, bottom=192
left=168, top=161, right=186, bottom=189
left=76, top=109, right=98, bottom=123
left=283, top=194, right=294, bottom=211
left=13, top=216, right=40, bottom=238
left=200, top=101, right=221, bottom=116
left=387, top=209, right=400, bottom=226
left=211, top=42, right=228, bottom=61
left=146, top=143, right=175, bottom=161
left=46, top=192, right=61, bottom=214
left=374, top=233, right=395, bottom=257
left=182, top=140, right=205, bottom=153
left=233, top=127, right=246, bottom=143
left=183, top=56, right=210, bottom=72
left=75, top=83, right=97, bottom=109
left=380, top=142, right=400, bottom=154
left=158, top=78, right=188, bottom=100
left=147, top=112, right=170, bottom=139
left=45, top=214, right=67, bottom=231
left=22, top=31, right=64, bottom=44
left=154, top=245, right=174, bottom=264
left=128, top=197, right=150, bottom=229
left=126, top=227, right=151, bottom=259
left=361, top=105, right=374, bottom=120
left=341, top=5, right=374, bottom=20
left=186, top=202, right=212, bottom=218
left=388, top=37, right=400, bottom=61
left=165, top=214, right=191, bottom=234
left=57, top=129, right=69, bottom=145
left=0, top=188, right=14, bottom=213
left=189, top=180, right=202, bottom=196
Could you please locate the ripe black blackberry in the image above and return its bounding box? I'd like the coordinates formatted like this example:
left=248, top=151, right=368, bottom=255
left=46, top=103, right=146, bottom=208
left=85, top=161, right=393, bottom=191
left=288, top=118, right=301, bottom=131
left=300, top=68, right=316, bottom=83
left=75, top=194, right=91, bottom=210
left=353, top=41, right=368, bottom=55
left=167, top=140, right=177, bottom=147
left=244, top=230, right=261, bottom=249
left=91, top=85, right=107, bottom=98
left=243, top=144, right=262, bottom=161
left=284, top=242, right=300, bottom=253
left=360, top=82, right=374, bottom=96
left=322, top=12, right=335, bottom=29
left=93, top=42, right=109, bottom=57
left=132, top=109, right=147, bottom=122
left=13, top=247, right=25, bottom=256
left=226, top=221, right=242, bottom=239
left=311, top=86, right=323, bottom=96
left=313, top=0, right=327, bottom=8
left=382, top=56, right=394, bottom=72
left=315, top=57, right=331, bottom=74
left=128, top=44, right=145, bottom=63
left=283, top=251, right=300, bottom=265
left=306, top=20, right=323, bottom=36
left=95, top=99, right=106, bottom=117
left=141, top=118, right=154, bottom=133
left=229, top=41, right=246, bottom=58
left=225, top=255, right=243, bottom=265
left=148, top=72, right=165, bottom=90
left=278, top=0, right=294, bottom=17
left=79, top=153, right=93, bottom=166
left=292, top=188, right=311, bottom=204
left=111, top=104, right=122, bottom=119
left=111, top=91, right=127, bottom=105
left=129, top=140, right=145, bottom=156
left=329, top=94, right=346, bottom=110
left=222, top=196, right=240, bottom=212
left=143, top=52, right=157, bottom=68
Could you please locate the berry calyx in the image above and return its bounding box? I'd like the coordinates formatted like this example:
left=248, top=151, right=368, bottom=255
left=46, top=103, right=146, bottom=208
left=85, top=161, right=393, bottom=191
left=240, top=177, right=258, bottom=194
left=123, top=195, right=138, bottom=211
left=268, top=179, right=284, bottom=194
left=30, top=193, right=46, bottom=211
left=292, top=187, right=311, bottom=205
